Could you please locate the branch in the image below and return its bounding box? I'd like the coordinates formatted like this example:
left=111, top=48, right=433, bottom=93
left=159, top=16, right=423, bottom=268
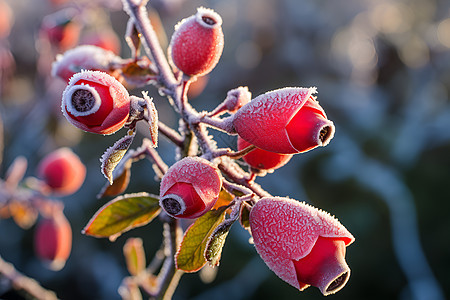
left=0, top=255, right=58, bottom=300
left=122, top=0, right=177, bottom=88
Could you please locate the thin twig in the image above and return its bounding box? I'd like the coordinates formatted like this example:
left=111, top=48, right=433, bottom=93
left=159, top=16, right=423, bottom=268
left=0, top=255, right=59, bottom=300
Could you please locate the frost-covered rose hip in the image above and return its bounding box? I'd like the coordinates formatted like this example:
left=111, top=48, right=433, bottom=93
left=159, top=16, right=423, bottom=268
left=169, top=7, right=224, bottom=77
left=37, top=148, right=86, bottom=196
left=159, top=157, right=222, bottom=219
left=249, top=197, right=354, bottom=295
left=61, top=70, right=130, bottom=135
left=232, top=87, right=335, bottom=154
left=238, top=137, right=292, bottom=171
left=52, top=45, right=121, bottom=82
left=34, top=211, right=72, bottom=271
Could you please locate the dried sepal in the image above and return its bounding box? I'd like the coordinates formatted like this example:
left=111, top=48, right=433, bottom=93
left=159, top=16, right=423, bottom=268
left=101, top=130, right=136, bottom=184
left=125, top=19, right=141, bottom=59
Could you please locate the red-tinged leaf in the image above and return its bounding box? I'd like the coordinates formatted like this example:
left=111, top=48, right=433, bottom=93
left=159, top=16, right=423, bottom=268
left=204, top=218, right=234, bottom=267
left=175, top=206, right=227, bottom=272
left=83, top=192, right=160, bottom=241
left=101, top=131, right=135, bottom=184
left=212, top=189, right=234, bottom=210
left=123, top=237, right=146, bottom=276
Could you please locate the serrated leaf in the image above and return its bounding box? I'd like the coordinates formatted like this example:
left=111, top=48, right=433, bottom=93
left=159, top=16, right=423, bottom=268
left=101, top=132, right=135, bottom=184
left=175, top=207, right=227, bottom=272
left=204, top=218, right=234, bottom=267
left=83, top=192, right=160, bottom=241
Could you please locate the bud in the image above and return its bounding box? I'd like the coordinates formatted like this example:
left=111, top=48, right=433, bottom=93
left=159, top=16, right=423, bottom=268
left=169, top=7, right=224, bottom=77
left=232, top=87, right=335, bottom=154
left=61, top=70, right=130, bottom=135
left=52, top=45, right=120, bottom=82
left=34, top=211, right=72, bottom=271
left=249, top=197, right=354, bottom=295
left=237, top=136, right=292, bottom=171
left=160, top=157, right=222, bottom=219
left=37, top=148, right=86, bottom=196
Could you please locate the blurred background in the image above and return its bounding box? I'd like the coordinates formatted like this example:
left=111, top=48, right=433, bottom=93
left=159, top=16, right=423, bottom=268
left=1, top=0, right=449, bottom=299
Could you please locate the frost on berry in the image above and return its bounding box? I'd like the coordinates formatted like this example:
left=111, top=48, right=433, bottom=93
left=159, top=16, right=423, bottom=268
left=37, top=147, right=86, bottom=196
left=61, top=70, right=130, bottom=135
left=159, top=157, right=222, bottom=219
left=169, top=7, right=224, bottom=77
left=249, top=197, right=354, bottom=295
left=52, top=45, right=120, bottom=82
left=232, top=87, right=335, bottom=154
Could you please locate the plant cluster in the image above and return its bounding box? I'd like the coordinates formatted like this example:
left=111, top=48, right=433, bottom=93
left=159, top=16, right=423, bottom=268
left=1, top=0, right=356, bottom=299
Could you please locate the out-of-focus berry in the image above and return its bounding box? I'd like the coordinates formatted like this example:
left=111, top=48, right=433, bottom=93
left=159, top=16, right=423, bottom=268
left=37, top=148, right=86, bottom=196
left=34, top=211, right=72, bottom=271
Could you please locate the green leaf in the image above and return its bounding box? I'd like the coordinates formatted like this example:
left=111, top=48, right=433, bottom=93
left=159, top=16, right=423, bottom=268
left=83, top=192, right=160, bottom=241
left=204, top=218, right=234, bottom=267
left=175, top=207, right=227, bottom=272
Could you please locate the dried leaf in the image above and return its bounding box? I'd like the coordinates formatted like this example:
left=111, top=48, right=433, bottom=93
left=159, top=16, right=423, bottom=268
left=9, top=201, right=38, bottom=229
left=239, top=202, right=251, bottom=230
left=82, top=192, right=160, bottom=241
left=212, top=189, right=234, bottom=210
left=98, top=159, right=132, bottom=198
left=101, top=132, right=135, bottom=184
left=123, top=237, right=146, bottom=276
left=204, top=218, right=234, bottom=267
left=175, top=206, right=227, bottom=272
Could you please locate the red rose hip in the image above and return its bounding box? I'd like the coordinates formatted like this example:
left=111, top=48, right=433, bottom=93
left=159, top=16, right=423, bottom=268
left=159, top=157, right=222, bottom=219
left=61, top=70, right=130, bottom=135
left=37, top=148, right=86, bottom=196
left=238, top=136, right=293, bottom=171
left=249, top=197, right=354, bottom=295
left=232, top=87, right=335, bottom=154
left=34, top=211, right=72, bottom=271
left=169, top=7, right=224, bottom=77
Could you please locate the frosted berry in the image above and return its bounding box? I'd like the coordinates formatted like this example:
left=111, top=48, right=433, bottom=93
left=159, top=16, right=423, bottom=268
left=52, top=45, right=120, bottom=82
left=237, top=136, right=292, bottom=171
left=249, top=197, right=354, bottom=295
left=61, top=70, right=130, bottom=135
left=232, top=87, right=335, bottom=154
left=37, top=148, right=86, bottom=196
left=39, top=8, right=81, bottom=51
left=34, top=211, right=72, bottom=271
left=169, top=7, right=224, bottom=77
left=160, top=157, right=222, bottom=219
